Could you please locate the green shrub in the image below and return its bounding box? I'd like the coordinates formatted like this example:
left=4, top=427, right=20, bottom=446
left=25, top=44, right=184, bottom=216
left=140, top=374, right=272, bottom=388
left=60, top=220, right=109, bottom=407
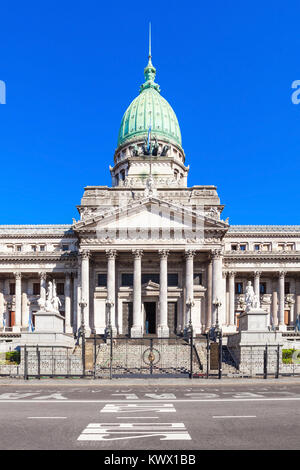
left=282, top=349, right=295, bottom=364
left=5, top=350, right=20, bottom=364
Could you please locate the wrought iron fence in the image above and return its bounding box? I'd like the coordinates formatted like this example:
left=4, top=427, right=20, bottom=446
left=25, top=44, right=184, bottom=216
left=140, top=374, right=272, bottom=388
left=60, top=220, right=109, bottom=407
left=89, top=334, right=198, bottom=379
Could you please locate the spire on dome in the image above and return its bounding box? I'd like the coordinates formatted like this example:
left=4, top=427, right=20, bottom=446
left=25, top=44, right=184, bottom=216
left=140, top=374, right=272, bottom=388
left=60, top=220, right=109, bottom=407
left=140, top=23, right=160, bottom=93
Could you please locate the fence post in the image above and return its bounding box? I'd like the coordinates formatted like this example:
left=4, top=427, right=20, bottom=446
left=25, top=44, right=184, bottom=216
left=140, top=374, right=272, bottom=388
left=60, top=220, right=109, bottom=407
left=24, top=345, right=28, bottom=381
left=189, top=325, right=193, bottom=379
left=263, top=344, right=268, bottom=379
left=93, top=335, right=97, bottom=379
left=82, top=331, right=86, bottom=378
left=206, top=334, right=209, bottom=379
left=109, top=326, right=113, bottom=380
left=275, top=344, right=280, bottom=379
left=218, top=333, right=223, bottom=380
left=37, top=346, right=40, bottom=380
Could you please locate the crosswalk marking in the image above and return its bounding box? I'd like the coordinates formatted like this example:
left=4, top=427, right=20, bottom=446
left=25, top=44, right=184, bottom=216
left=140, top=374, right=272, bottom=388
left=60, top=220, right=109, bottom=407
left=77, top=422, right=191, bottom=441
left=100, top=403, right=175, bottom=413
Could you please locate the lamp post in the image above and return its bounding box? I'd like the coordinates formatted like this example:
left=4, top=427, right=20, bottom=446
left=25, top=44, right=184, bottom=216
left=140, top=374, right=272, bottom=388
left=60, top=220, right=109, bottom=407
left=213, top=298, right=222, bottom=379
left=186, top=297, right=194, bottom=379
left=79, top=299, right=87, bottom=377
left=106, top=299, right=114, bottom=380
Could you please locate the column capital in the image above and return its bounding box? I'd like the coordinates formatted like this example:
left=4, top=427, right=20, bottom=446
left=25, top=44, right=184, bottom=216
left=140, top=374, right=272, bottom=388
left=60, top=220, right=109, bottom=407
left=278, top=270, right=287, bottom=278
left=105, top=249, right=117, bottom=260
left=254, top=270, right=262, bottom=277
left=159, top=249, right=169, bottom=259
left=228, top=270, right=236, bottom=278
left=211, top=248, right=222, bottom=259
left=184, top=249, right=196, bottom=259
left=80, top=249, right=91, bottom=260
left=14, top=272, right=22, bottom=281
left=39, top=271, right=47, bottom=281
left=132, top=249, right=143, bottom=259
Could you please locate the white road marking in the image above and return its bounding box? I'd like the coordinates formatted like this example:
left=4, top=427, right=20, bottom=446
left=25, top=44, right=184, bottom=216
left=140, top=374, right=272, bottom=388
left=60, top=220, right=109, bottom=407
left=77, top=423, right=191, bottom=441
left=117, top=417, right=159, bottom=419
left=101, top=404, right=175, bottom=413
left=27, top=417, right=67, bottom=419
left=1, top=397, right=300, bottom=403
left=213, top=415, right=256, bottom=419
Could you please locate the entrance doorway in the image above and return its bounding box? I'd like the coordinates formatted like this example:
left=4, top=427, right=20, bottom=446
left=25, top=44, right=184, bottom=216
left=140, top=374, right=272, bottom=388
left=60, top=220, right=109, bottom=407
left=144, top=302, right=156, bottom=334
left=284, top=310, right=290, bottom=326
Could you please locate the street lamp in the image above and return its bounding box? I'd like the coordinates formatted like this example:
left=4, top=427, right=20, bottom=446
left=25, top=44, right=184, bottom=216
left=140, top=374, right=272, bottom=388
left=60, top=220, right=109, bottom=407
left=212, top=298, right=222, bottom=379
left=105, top=299, right=114, bottom=380
left=79, top=299, right=87, bottom=376
left=186, top=297, right=195, bottom=336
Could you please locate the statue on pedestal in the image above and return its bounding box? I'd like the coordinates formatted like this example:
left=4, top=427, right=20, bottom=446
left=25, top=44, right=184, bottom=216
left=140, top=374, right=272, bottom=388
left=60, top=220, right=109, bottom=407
left=245, top=281, right=259, bottom=311
left=38, top=279, right=62, bottom=313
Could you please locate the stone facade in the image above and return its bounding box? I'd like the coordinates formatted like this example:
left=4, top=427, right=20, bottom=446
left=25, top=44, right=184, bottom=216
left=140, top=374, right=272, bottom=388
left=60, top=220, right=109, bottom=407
left=1, top=51, right=300, bottom=347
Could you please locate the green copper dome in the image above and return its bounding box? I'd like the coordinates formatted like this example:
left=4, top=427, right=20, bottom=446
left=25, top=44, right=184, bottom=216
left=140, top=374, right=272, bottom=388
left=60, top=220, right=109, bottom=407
left=117, top=56, right=182, bottom=148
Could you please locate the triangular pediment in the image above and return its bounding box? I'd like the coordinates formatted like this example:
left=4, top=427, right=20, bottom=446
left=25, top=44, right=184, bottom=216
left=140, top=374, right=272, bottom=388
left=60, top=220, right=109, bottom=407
left=73, top=196, right=229, bottom=244
left=142, top=281, right=160, bottom=291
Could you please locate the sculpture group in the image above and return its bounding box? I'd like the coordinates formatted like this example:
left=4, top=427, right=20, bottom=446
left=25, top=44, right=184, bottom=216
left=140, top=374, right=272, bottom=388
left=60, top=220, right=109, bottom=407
left=245, top=280, right=259, bottom=311
left=38, top=279, right=62, bottom=313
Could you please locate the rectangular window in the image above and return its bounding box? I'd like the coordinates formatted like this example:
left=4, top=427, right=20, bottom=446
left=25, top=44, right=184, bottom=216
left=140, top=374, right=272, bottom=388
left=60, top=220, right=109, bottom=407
left=231, top=244, right=238, bottom=251
left=168, top=273, right=179, bottom=287
left=285, top=282, right=290, bottom=295
left=193, top=273, right=202, bottom=285
left=31, top=245, right=37, bottom=252
left=9, top=283, right=15, bottom=295
left=56, top=283, right=64, bottom=295
left=142, top=273, right=160, bottom=284
left=254, top=244, right=260, bottom=251
left=40, top=245, right=45, bottom=252
left=240, top=245, right=246, bottom=251
left=98, top=273, right=107, bottom=287
left=260, top=282, right=267, bottom=295
left=16, top=245, right=22, bottom=252
left=121, top=273, right=133, bottom=287
left=33, top=283, right=40, bottom=295
left=62, top=244, right=69, bottom=251
left=235, top=282, right=243, bottom=294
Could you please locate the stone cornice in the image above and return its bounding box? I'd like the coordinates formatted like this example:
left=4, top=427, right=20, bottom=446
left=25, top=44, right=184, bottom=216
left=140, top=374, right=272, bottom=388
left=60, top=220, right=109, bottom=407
left=227, top=225, right=300, bottom=237
left=224, top=251, right=300, bottom=262
left=0, top=252, right=78, bottom=262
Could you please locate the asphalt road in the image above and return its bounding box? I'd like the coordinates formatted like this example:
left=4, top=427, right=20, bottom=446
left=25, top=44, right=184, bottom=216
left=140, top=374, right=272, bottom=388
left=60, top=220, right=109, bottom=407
left=0, top=379, right=300, bottom=451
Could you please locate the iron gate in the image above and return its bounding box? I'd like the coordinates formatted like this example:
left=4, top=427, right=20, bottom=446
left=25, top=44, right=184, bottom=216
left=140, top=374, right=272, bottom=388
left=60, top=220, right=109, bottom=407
left=90, top=335, right=200, bottom=378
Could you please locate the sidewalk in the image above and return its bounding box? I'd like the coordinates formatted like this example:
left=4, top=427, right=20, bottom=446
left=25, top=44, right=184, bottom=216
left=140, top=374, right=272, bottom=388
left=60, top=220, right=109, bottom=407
left=1, top=376, right=300, bottom=386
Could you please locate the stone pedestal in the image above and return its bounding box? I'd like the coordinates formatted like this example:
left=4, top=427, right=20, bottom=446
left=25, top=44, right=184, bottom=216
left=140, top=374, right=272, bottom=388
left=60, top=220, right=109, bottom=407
left=239, top=307, right=269, bottom=332
left=20, top=310, right=74, bottom=348
left=227, top=307, right=283, bottom=375
left=33, top=310, right=65, bottom=333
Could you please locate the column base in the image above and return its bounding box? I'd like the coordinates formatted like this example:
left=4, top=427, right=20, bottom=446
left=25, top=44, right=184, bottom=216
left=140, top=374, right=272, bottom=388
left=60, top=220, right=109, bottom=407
left=131, top=325, right=143, bottom=338
left=104, top=326, right=117, bottom=337
left=12, top=326, right=21, bottom=333
left=278, top=323, right=287, bottom=332
left=222, top=325, right=237, bottom=333
left=157, top=325, right=169, bottom=338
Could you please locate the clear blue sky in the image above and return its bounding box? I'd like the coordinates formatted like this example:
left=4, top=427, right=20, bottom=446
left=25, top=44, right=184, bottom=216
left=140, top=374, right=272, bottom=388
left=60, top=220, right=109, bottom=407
left=0, top=0, right=300, bottom=225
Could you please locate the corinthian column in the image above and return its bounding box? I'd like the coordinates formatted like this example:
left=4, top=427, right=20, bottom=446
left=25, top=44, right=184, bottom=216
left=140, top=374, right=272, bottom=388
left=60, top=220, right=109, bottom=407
left=14, top=272, right=22, bottom=332
left=158, top=250, right=169, bottom=337
left=106, top=249, right=117, bottom=334
left=80, top=250, right=91, bottom=336
left=39, top=272, right=47, bottom=304
left=278, top=271, right=286, bottom=331
left=185, top=250, right=195, bottom=331
left=254, top=271, right=262, bottom=308
left=228, top=271, right=236, bottom=327
left=64, top=273, right=72, bottom=333
left=131, top=250, right=143, bottom=338
left=212, top=250, right=223, bottom=326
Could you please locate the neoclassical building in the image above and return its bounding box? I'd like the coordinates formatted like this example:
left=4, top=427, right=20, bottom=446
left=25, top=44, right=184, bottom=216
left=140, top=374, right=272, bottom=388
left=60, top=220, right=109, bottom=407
left=0, top=51, right=300, bottom=343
